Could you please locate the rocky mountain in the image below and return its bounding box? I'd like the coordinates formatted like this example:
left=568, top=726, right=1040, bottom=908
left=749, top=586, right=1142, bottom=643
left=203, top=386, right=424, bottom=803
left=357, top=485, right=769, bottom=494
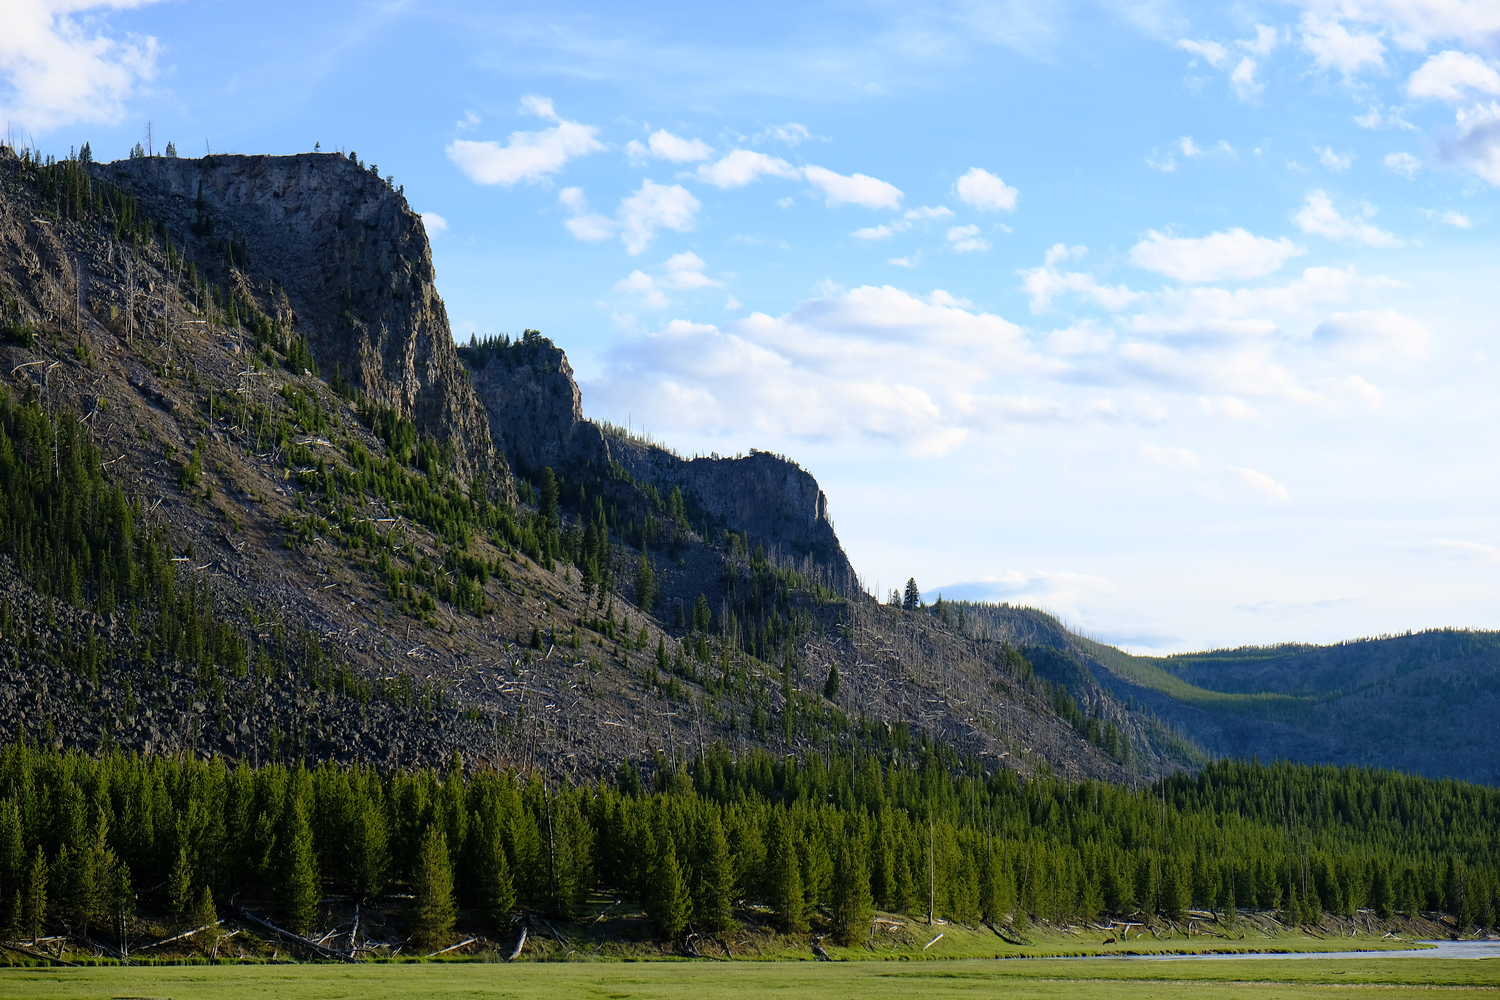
left=0, top=146, right=1137, bottom=786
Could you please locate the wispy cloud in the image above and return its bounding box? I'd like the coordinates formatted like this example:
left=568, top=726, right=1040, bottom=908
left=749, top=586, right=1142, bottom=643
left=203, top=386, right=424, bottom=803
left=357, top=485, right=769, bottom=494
left=447, top=96, right=603, bottom=185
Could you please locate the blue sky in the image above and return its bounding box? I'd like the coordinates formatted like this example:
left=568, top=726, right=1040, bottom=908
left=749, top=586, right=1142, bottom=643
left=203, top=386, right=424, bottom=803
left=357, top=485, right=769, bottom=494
left=8, top=0, right=1500, bottom=652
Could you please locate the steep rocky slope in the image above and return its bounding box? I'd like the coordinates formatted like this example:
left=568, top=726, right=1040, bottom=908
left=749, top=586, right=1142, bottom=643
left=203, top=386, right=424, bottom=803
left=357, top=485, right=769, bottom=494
left=0, top=145, right=1137, bottom=787
left=98, top=152, right=498, bottom=486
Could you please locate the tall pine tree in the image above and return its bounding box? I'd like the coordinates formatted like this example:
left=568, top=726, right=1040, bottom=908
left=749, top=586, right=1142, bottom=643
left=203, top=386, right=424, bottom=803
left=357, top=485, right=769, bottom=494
left=409, top=825, right=456, bottom=951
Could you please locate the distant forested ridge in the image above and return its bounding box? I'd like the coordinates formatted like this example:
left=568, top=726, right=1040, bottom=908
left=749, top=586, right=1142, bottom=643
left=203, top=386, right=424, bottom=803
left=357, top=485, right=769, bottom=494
left=1, top=741, right=1496, bottom=946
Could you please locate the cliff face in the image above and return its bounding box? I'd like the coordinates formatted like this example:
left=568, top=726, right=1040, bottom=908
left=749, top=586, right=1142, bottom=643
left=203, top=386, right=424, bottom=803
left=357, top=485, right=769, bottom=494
left=96, top=153, right=496, bottom=485
left=466, top=333, right=854, bottom=583
left=465, top=331, right=608, bottom=475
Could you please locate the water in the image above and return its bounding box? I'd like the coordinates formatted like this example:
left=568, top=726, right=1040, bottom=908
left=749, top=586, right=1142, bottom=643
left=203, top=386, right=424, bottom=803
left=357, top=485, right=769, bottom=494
left=1112, top=940, right=1500, bottom=961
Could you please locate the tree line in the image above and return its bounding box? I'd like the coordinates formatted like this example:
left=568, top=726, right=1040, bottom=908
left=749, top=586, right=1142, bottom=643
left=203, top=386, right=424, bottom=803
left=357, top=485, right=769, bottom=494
left=1, top=738, right=1496, bottom=951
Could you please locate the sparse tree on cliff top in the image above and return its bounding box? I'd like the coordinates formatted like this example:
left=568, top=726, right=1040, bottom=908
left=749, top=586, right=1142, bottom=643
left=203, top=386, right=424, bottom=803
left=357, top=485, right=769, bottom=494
left=903, top=577, right=921, bottom=610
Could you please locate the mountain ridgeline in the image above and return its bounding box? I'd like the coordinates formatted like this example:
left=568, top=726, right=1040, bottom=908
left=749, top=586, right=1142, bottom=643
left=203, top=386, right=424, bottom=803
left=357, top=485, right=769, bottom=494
left=0, top=144, right=1497, bottom=954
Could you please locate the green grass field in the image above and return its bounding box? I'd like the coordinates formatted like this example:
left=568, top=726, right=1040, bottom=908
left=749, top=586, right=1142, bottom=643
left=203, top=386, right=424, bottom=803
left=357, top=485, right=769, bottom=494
left=2, top=955, right=1497, bottom=1000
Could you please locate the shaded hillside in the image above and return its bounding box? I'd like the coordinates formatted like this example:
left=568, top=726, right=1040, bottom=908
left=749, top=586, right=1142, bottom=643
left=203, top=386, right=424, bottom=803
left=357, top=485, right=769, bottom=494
left=936, top=593, right=1500, bottom=785
left=0, top=144, right=1131, bottom=787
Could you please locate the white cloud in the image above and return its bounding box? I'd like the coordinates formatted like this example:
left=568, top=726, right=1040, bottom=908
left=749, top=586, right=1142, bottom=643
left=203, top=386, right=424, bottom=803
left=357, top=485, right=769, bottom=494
left=757, top=123, right=813, bottom=145
left=614, top=269, right=669, bottom=310
left=1300, top=13, right=1385, bottom=77
left=1316, top=145, right=1354, bottom=170
left=725, top=296, right=743, bottom=311
left=647, top=129, right=713, bottom=163
left=612, top=252, right=722, bottom=310
left=889, top=255, right=918, bottom=268
left=1293, top=190, right=1403, bottom=247
left=1384, top=151, right=1421, bottom=177
left=1407, top=50, right=1500, bottom=103
left=660, top=252, right=721, bottom=290
left=1443, top=100, right=1500, bottom=184
left=447, top=97, right=603, bottom=185
left=1179, top=136, right=1204, bottom=158
left=1231, top=466, right=1291, bottom=502
left=1231, top=58, right=1262, bottom=100
left=558, top=180, right=700, bottom=253
left=456, top=110, right=481, bottom=131
left=947, top=224, right=991, bottom=253
left=905, top=205, right=955, bottom=220
left=1312, top=308, right=1429, bottom=361
left=420, top=212, right=448, bottom=235
left=623, top=139, right=649, bottom=165
left=618, top=180, right=701, bottom=255
left=556, top=187, right=615, bottom=242
left=586, top=284, right=1057, bottom=455
left=1130, top=228, right=1305, bottom=283
left=776, top=197, right=795, bottom=209
left=853, top=224, right=897, bottom=240
left=803, top=165, right=904, bottom=209
left=1177, top=38, right=1229, bottom=67
left=0, top=0, right=164, bottom=132
left=1239, top=24, right=1284, bottom=56
left=1019, top=260, right=1144, bottom=313
left=1440, top=209, right=1472, bottom=228
left=954, top=167, right=1018, bottom=211
left=694, top=149, right=799, bottom=188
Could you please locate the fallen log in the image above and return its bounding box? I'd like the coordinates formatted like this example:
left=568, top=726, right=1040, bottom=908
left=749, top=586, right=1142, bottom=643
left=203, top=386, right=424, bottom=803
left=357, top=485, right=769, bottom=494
left=507, top=924, right=528, bottom=962
left=0, top=941, right=78, bottom=966
left=235, top=907, right=356, bottom=963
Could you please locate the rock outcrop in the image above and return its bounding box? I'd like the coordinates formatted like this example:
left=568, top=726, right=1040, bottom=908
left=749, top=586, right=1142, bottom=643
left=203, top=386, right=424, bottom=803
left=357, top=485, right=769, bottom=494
left=96, top=153, right=496, bottom=484
left=466, top=332, right=854, bottom=584
left=465, top=330, right=608, bottom=475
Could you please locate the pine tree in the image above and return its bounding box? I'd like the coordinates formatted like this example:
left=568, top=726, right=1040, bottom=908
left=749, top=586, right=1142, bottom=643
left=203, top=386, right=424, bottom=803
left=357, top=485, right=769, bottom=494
left=351, top=797, right=389, bottom=900
left=167, top=845, right=193, bottom=929
left=409, top=825, right=456, bottom=951
left=635, top=549, right=655, bottom=612
left=694, top=812, right=736, bottom=934
left=823, top=664, right=840, bottom=702
left=831, top=837, right=873, bottom=945
left=22, top=846, right=46, bottom=941
left=767, top=812, right=807, bottom=933
left=191, top=885, right=221, bottom=951
left=478, top=819, right=516, bottom=928
left=539, top=467, right=559, bottom=535
left=644, top=829, right=691, bottom=939
left=281, top=809, right=321, bottom=934
left=902, top=577, right=921, bottom=610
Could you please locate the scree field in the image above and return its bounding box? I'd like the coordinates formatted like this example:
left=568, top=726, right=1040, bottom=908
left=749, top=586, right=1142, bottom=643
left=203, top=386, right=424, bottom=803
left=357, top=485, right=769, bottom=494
left=2, top=958, right=1498, bottom=1000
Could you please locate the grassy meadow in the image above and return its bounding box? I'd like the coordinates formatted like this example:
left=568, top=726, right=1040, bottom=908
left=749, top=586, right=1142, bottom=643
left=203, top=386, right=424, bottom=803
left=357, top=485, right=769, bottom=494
left=1, top=954, right=1497, bottom=1000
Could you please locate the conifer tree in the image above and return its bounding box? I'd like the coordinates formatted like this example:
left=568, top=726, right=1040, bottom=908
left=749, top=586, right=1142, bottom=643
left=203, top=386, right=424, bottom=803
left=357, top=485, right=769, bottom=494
left=635, top=548, right=655, bottom=612
left=23, top=846, right=46, bottom=941
left=645, top=828, right=691, bottom=939
left=477, top=818, right=516, bottom=928
left=167, top=845, right=193, bottom=928
left=903, top=577, right=921, bottom=610
left=694, top=812, right=736, bottom=934
left=0, top=800, right=20, bottom=926
left=409, top=825, right=456, bottom=951
left=191, top=885, right=221, bottom=951
left=831, top=837, right=873, bottom=945
left=351, top=797, right=390, bottom=900
left=281, top=808, right=321, bottom=934
left=767, top=812, right=807, bottom=933
left=823, top=664, right=840, bottom=701
left=539, top=467, right=559, bottom=535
